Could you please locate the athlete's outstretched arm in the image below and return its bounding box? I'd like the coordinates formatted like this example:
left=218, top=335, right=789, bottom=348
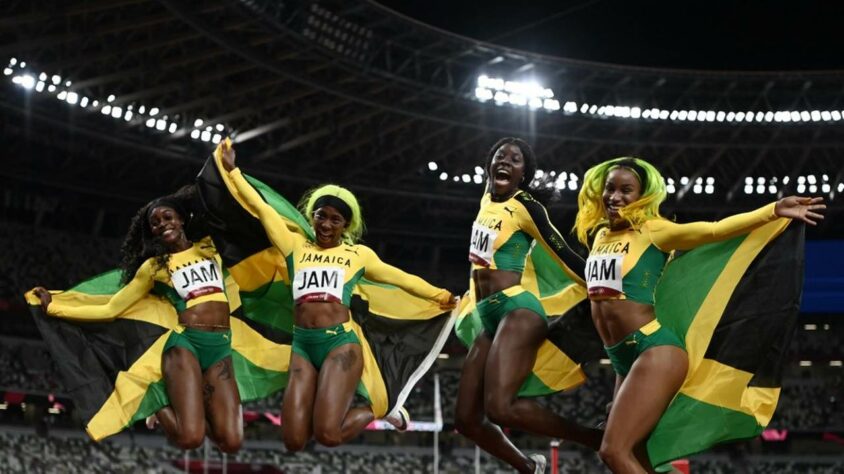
left=361, top=246, right=455, bottom=310
left=220, top=141, right=302, bottom=257
left=33, top=260, right=155, bottom=321
left=514, top=193, right=586, bottom=285
left=645, top=196, right=824, bottom=251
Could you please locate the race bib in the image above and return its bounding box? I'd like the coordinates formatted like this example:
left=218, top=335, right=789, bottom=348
left=172, top=259, right=224, bottom=301
left=585, top=254, right=623, bottom=297
left=469, top=222, right=498, bottom=267
left=293, top=266, right=345, bottom=303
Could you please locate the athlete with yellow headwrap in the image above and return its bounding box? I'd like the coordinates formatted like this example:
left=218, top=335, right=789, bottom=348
left=574, top=157, right=825, bottom=473
left=218, top=141, right=456, bottom=450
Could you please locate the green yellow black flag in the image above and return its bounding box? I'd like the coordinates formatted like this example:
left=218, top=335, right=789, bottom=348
left=647, top=219, right=803, bottom=466
left=195, top=148, right=454, bottom=420
left=25, top=267, right=289, bottom=441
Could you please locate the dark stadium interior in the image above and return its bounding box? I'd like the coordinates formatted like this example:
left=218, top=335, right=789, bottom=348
left=1, top=1, right=843, bottom=473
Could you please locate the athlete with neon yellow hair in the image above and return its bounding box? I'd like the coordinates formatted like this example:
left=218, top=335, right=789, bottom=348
left=574, top=157, right=825, bottom=473
left=219, top=141, right=456, bottom=450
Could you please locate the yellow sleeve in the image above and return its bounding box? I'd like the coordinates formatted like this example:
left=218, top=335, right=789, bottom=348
left=47, top=260, right=156, bottom=321
left=515, top=195, right=586, bottom=285
left=644, top=202, right=778, bottom=251
left=361, top=246, right=450, bottom=302
left=228, top=168, right=303, bottom=256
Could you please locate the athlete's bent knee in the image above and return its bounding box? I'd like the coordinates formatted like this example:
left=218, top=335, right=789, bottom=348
left=173, top=429, right=205, bottom=451
left=282, top=432, right=308, bottom=452
left=215, top=432, right=243, bottom=454
left=599, top=441, right=631, bottom=472
left=314, top=428, right=343, bottom=447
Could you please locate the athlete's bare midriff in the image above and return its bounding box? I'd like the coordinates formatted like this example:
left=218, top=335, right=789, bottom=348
left=179, top=301, right=231, bottom=331
left=590, top=299, right=656, bottom=346
left=294, top=302, right=350, bottom=329
left=472, top=268, right=523, bottom=301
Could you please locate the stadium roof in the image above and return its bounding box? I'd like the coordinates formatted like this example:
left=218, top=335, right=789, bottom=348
left=2, top=0, right=842, bottom=239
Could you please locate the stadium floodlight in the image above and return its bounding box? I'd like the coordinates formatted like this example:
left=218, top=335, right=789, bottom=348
left=473, top=174, right=483, bottom=184
left=201, top=130, right=211, bottom=142
left=124, top=110, right=133, bottom=121
left=427, top=162, right=438, bottom=171
left=107, top=94, right=115, bottom=103
left=589, top=104, right=598, bottom=114
left=800, top=111, right=810, bottom=122
left=543, top=99, right=560, bottom=111
left=57, top=90, right=67, bottom=100
left=833, top=111, right=842, bottom=120
left=809, top=185, right=817, bottom=193
left=797, top=184, right=806, bottom=193
left=822, top=111, right=831, bottom=121
left=150, top=107, right=159, bottom=116
left=194, top=118, right=204, bottom=127
left=822, top=184, right=831, bottom=193
left=66, top=92, right=78, bottom=105
left=101, top=104, right=111, bottom=115
left=216, top=123, right=225, bottom=132
left=145, top=118, right=155, bottom=128
left=563, top=101, right=577, bottom=113
left=474, top=166, right=483, bottom=175
left=744, top=185, right=753, bottom=194
left=212, top=134, right=222, bottom=144
left=783, top=176, right=790, bottom=185
left=79, top=97, right=89, bottom=108
left=2, top=68, right=11, bottom=76
left=680, top=176, right=689, bottom=185
left=38, top=72, right=46, bottom=81
left=769, top=185, right=777, bottom=194
left=580, top=103, right=589, bottom=113
left=111, top=106, right=122, bottom=119
left=51, top=74, right=60, bottom=85
left=791, top=111, right=800, bottom=122
left=705, top=185, right=714, bottom=194
left=678, top=110, right=689, bottom=121
left=811, top=110, right=821, bottom=121
left=659, top=110, right=669, bottom=119
left=693, top=184, right=702, bottom=194
left=452, top=176, right=459, bottom=182
left=838, top=183, right=844, bottom=192
left=35, top=81, right=44, bottom=92
left=642, top=109, right=652, bottom=119
left=493, top=91, right=508, bottom=103
left=631, top=107, right=641, bottom=119
left=808, top=175, right=817, bottom=184
left=726, top=112, right=735, bottom=122
left=155, top=119, right=166, bottom=131
left=8, top=57, right=16, bottom=66
left=799, top=361, right=812, bottom=367
left=138, top=105, right=146, bottom=114
left=822, top=174, right=829, bottom=181
left=797, top=176, right=805, bottom=184
left=190, top=130, right=200, bottom=139
left=757, top=177, right=765, bottom=184
left=169, top=122, right=178, bottom=133
left=745, top=177, right=753, bottom=185
left=439, top=172, right=448, bottom=181
left=474, top=87, right=493, bottom=101
left=15, top=74, right=35, bottom=89
left=735, top=112, right=745, bottom=122
left=756, top=184, right=765, bottom=194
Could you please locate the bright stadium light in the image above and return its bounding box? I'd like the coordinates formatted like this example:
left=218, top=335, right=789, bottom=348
left=428, top=162, right=438, bottom=171
left=473, top=174, right=483, bottom=184
left=439, top=172, right=448, bottom=181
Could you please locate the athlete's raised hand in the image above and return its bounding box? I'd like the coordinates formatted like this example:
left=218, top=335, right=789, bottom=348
left=775, top=196, right=826, bottom=226
left=220, top=138, right=237, bottom=172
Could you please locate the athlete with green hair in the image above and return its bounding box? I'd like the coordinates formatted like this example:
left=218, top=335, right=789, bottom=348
left=574, top=157, right=825, bottom=473
left=219, top=141, right=456, bottom=450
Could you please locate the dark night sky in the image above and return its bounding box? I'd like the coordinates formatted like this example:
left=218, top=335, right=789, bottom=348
left=376, top=1, right=844, bottom=71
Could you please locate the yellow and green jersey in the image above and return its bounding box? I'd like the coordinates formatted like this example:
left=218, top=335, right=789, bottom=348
left=469, top=190, right=584, bottom=284
left=48, top=238, right=228, bottom=320
left=229, top=168, right=449, bottom=306
left=586, top=202, right=777, bottom=304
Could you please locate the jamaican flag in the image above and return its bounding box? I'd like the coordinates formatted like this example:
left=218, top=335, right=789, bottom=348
left=455, top=246, right=604, bottom=397
left=195, top=142, right=454, bottom=420
left=24, top=265, right=289, bottom=442
left=647, top=219, right=803, bottom=467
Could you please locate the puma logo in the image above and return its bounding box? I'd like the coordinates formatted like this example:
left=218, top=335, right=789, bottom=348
left=503, top=206, right=515, bottom=217
left=325, top=329, right=339, bottom=336
left=344, top=248, right=360, bottom=256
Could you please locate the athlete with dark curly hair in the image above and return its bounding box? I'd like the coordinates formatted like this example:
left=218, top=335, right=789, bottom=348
left=33, top=187, right=242, bottom=453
